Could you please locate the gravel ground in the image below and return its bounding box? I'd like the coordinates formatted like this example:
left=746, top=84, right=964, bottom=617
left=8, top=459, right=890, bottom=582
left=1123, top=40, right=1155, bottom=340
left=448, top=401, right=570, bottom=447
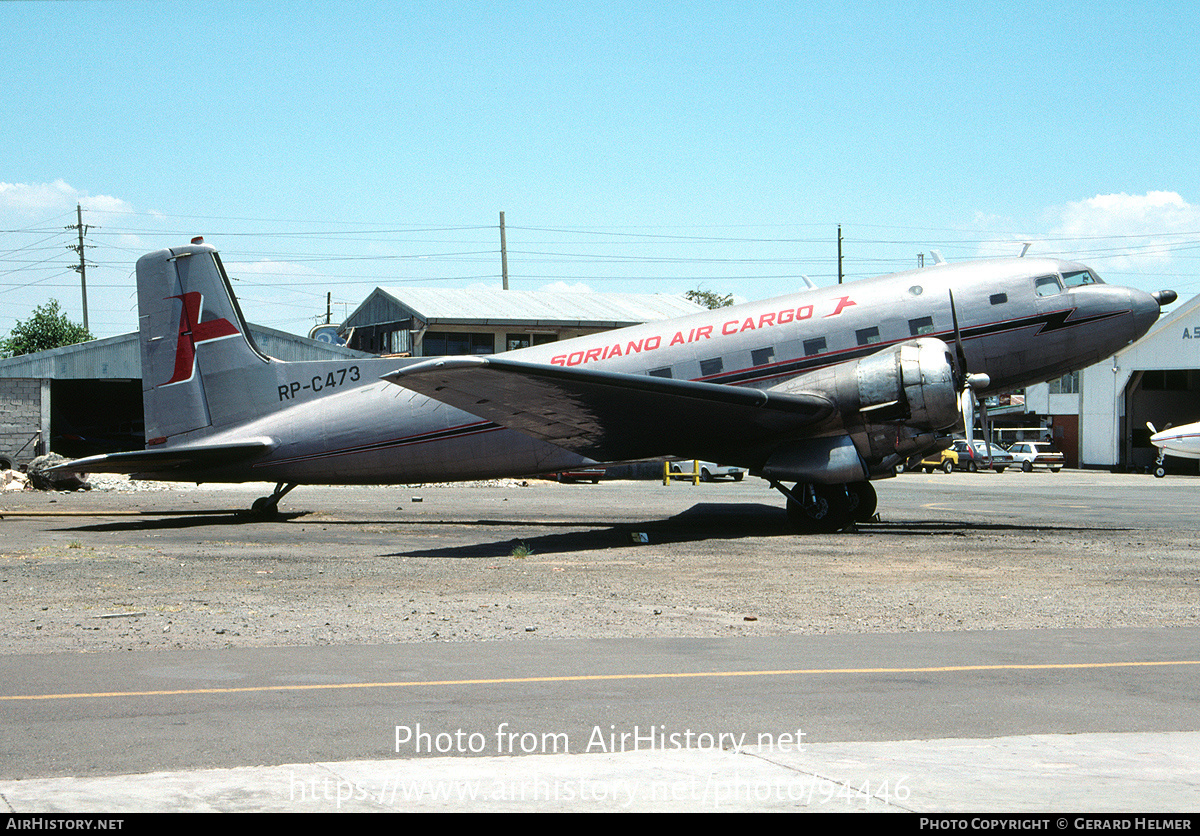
left=1, top=472, right=1197, bottom=654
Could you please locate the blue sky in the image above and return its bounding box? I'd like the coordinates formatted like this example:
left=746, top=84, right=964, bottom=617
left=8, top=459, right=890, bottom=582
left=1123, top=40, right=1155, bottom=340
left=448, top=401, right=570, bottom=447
left=3, top=0, right=1199, bottom=339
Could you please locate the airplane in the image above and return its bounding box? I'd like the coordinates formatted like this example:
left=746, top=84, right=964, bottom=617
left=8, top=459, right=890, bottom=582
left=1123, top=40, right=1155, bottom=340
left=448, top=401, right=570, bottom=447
left=1146, top=421, right=1200, bottom=477
left=52, top=241, right=1174, bottom=532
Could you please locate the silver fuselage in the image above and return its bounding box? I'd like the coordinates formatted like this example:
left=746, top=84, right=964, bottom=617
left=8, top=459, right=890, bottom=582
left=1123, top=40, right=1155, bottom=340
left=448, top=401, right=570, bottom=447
left=149, top=255, right=1158, bottom=484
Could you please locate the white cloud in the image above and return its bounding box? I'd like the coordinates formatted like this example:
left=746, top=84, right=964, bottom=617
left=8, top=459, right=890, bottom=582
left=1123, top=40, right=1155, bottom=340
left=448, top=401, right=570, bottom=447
left=1045, top=191, right=1200, bottom=269
left=971, top=191, right=1200, bottom=272
left=0, top=179, right=132, bottom=222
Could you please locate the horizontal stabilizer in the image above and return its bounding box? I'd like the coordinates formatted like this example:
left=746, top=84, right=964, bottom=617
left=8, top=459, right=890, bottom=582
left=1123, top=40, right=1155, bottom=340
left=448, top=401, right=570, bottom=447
left=383, top=356, right=834, bottom=462
left=47, top=439, right=274, bottom=475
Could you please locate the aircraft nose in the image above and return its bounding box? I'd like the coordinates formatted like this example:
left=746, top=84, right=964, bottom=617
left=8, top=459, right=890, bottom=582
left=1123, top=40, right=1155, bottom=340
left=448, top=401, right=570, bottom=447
left=1130, top=287, right=1170, bottom=339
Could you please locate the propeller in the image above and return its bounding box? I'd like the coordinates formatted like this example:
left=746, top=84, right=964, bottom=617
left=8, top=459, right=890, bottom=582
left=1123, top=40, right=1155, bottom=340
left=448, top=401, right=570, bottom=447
left=948, top=290, right=991, bottom=456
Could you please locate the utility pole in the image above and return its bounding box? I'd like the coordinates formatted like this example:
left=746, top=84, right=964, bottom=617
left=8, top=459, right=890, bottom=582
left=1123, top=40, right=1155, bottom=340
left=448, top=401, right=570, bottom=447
left=326, top=292, right=332, bottom=325
left=837, top=224, right=843, bottom=285
left=499, top=211, right=509, bottom=290
left=66, top=204, right=95, bottom=331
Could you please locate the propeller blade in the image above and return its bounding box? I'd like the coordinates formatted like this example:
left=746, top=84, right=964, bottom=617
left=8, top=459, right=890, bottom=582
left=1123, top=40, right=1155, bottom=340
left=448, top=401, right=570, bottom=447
left=948, top=289, right=969, bottom=378
left=960, top=389, right=974, bottom=445
left=979, top=397, right=992, bottom=466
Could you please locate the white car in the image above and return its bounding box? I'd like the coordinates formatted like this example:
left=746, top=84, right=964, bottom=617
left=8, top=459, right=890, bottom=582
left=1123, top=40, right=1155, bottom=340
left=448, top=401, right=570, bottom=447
left=668, top=461, right=746, bottom=482
left=1006, top=441, right=1065, bottom=472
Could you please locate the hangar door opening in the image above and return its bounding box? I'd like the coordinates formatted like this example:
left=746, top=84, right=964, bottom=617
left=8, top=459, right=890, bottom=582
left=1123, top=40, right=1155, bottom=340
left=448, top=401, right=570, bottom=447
left=1125, top=369, right=1200, bottom=473
left=50, top=379, right=144, bottom=459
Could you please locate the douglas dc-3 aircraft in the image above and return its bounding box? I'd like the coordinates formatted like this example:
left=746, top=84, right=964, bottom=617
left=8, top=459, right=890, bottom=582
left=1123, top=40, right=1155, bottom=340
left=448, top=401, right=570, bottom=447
left=54, top=242, right=1174, bottom=532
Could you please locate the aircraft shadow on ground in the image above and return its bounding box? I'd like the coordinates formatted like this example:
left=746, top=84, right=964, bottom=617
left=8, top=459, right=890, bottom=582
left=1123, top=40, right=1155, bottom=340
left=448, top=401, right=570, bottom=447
left=382, top=504, right=1126, bottom=559
left=58, top=510, right=307, bottom=532
left=55, top=503, right=1130, bottom=545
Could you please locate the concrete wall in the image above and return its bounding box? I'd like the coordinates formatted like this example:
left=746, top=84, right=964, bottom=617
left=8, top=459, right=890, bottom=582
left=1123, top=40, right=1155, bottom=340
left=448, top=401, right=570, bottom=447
left=0, top=378, right=49, bottom=469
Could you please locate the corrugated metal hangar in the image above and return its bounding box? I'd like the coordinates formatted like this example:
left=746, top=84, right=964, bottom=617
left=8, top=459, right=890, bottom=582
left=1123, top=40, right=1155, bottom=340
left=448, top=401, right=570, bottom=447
left=0, top=324, right=368, bottom=470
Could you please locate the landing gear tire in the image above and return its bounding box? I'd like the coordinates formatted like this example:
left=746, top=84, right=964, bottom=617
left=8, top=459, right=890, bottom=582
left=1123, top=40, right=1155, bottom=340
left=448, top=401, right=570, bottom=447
left=846, top=480, right=877, bottom=522
left=784, top=483, right=856, bottom=533
left=1155, top=466, right=1166, bottom=478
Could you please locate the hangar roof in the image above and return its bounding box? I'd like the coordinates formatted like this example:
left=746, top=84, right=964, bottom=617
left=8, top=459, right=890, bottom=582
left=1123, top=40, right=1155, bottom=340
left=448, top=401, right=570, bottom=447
left=341, top=287, right=704, bottom=330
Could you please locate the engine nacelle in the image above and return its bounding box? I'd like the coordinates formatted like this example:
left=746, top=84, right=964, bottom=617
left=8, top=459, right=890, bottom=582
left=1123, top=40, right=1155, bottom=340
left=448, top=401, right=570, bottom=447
left=760, top=339, right=961, bottom=484
left=850, top=338, right=959, bottom=431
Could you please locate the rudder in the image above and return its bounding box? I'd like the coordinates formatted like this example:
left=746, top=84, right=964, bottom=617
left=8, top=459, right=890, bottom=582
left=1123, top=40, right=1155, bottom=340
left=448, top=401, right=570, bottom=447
left=138, top=245, right=270, bottom=443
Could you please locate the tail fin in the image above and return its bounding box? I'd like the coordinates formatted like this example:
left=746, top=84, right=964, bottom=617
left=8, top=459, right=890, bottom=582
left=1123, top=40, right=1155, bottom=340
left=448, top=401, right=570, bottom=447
left=138, top=245, right=271, bottom=444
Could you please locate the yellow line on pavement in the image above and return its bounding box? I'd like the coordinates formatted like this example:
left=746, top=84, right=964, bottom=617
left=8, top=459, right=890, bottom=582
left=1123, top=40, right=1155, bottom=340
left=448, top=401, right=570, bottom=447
left=3, top=659, right=1198, bottom=702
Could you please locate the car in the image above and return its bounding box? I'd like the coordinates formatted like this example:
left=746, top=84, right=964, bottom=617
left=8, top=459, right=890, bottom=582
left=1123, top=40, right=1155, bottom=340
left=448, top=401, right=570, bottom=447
left=668, top=461, right=746, bottom=482
left=950, top=439, right=1015, bottom=473
left=918, top=447, right=958, bottom=474
left=1006, top=441, right=1065, bottom=472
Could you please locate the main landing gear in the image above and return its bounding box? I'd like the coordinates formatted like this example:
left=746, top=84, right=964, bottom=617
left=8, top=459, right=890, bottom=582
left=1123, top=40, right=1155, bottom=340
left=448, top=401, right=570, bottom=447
left=251, top=482, right=298, bottom=517
left=773, top=480, right=877, bottom=533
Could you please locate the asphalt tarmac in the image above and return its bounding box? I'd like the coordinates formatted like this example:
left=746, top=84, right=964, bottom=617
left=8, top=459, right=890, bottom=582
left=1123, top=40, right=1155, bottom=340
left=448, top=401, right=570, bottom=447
left=0, top=471, right=1197, bottom=812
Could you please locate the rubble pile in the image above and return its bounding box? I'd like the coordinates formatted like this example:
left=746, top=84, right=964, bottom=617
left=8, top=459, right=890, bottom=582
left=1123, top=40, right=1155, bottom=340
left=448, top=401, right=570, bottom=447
left=2, top=468, right=29, bottom=491
left=26, top=453, right=90, bottom=491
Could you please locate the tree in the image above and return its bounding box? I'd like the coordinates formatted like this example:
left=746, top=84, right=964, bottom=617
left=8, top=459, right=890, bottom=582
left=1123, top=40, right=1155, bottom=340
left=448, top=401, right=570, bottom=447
left=0, top=300, right=93, bottom=358
left=684, top=287, right=734, bottom=309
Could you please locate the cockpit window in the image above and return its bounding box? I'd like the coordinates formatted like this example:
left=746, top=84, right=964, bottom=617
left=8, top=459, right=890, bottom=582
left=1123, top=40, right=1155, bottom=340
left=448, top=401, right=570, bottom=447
left=1062, top=270, right=1102, bottom=287
left=1034, top=275, right=1063, bottom=297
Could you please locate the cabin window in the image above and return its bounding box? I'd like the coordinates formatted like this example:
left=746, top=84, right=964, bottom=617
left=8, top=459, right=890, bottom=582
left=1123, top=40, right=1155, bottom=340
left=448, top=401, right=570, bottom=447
left=856, top=326, right=881, bottom=346
left=908, top=316, right=934, bottom=337
left=990, top=293, right=1008, bottom=305
left=648, top=367, right=672, bottom=379
left=1034, top=275, right=1063, bottom=297
left=803, top=337, right=826, bottom=356
left=699, top=357, right=724, bottom=377
left=751, top=346, right=775, bottom=366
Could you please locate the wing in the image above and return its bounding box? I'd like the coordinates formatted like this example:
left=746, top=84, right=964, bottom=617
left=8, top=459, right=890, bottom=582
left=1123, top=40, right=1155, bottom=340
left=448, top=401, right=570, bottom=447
left=382, top=356, right=834, bottom=463
left=47, top=440, right=273, bottom=476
